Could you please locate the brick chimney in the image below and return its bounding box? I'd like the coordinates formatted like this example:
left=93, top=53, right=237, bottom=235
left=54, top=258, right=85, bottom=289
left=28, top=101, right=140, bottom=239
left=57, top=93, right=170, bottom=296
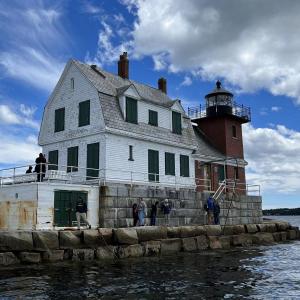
left=158, top=77, right=167, bottom=93
left=118, top=52, right=129, bottom=79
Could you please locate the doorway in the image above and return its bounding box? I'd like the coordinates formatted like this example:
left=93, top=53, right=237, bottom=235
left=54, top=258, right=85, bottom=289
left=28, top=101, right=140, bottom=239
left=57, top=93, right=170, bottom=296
left=54, top=190, right=88, bottom=227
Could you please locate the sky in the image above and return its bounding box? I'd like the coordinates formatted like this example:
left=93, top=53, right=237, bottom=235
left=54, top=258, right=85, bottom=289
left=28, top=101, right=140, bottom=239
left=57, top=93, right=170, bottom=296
left=0, top=0, right=300, bottom=209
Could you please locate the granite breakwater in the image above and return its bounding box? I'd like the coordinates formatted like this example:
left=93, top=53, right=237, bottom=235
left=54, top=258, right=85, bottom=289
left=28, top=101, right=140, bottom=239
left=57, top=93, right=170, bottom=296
left=0, top=221, right=298, bottom=266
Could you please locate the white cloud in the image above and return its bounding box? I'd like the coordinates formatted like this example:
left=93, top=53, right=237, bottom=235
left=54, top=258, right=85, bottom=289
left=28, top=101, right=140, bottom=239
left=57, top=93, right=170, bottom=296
left=0, top=2, right=66, bottom=91
left=0, top=47, right=64, bottom=91
left=120, top=0, right=300, bottom=103
left=180, top=76, right=192, bottom=87
left=0, top=105, right=20, bottom=125
left=85, top=10, right=134, bottom=66
left=0, top=104, right=39, bottom=130
left=243, top=124, right=300, bottom=195
left=82, top=2, right=102, bottom=14
left=152, top=52, right=169, bottom=71
left=0, top=133, right=41, bottom=166
left=20, top=104, right=37, bottom=118
left=271, top=106, right=281, bottom=112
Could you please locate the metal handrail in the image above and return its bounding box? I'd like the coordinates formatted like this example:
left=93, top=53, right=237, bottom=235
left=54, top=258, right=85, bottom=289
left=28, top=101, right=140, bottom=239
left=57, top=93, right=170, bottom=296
left=188, top=101, right=251, bottom=121
left=0, top=163, right=260, bottom=195
left=0, top=163, right=197, bottom=189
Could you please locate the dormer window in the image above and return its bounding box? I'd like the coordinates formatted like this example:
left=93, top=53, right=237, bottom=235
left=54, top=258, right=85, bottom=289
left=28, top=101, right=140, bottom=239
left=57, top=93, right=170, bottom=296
left=126, top=97, right=138, bottom=124
left=172, top=111, right=182, bottom=134
left=148, top=110, right=158, bottom=126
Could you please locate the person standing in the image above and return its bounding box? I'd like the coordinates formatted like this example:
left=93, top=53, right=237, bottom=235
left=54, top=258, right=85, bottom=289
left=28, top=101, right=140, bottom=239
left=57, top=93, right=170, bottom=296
left=137, top=198, right=147, bottom=226
left=206, top=196, right=214, bottom=225
left=132, top=203, right=139, bottom=226
left=150, top=201, right=159, bottom=226
left=213, top=200, right=221, bottom=225
left=76, top=197, right=91, bottom=229
left=25, top=166, right=33, bottom=174
left=34, top=153, right=47, bottom=182
left=161, top=199, right=171, bottom=226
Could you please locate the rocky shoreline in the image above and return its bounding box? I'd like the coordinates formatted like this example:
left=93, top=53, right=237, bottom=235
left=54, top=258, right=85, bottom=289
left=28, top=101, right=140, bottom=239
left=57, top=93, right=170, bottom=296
left=0, top=221, right=298, bottom=266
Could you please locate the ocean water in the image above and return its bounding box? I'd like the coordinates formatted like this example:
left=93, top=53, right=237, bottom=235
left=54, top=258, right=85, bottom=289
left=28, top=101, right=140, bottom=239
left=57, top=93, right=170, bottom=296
left=0, top=216, right=299, bottom=300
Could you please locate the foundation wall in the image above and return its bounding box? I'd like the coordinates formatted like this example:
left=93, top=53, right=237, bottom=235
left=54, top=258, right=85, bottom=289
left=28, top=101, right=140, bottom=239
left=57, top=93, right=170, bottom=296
left=99, top=184, right=262, bottom=228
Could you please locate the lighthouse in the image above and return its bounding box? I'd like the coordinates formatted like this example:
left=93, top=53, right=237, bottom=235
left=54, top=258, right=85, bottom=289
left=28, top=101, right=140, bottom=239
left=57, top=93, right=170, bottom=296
left=189, top=81, right=251, bottom=192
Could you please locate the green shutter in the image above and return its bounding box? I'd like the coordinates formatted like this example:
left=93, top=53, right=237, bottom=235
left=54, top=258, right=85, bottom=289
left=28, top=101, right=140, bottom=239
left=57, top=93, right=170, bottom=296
left=79, top=100, right=90, bottom=127
left=48, top=150, right=58, bottom=170
left=67, top=146, right=78, bottom=173
left=55, top=108, right=65, bottom=132
left=148, top=149, right=159, bottom=182
left=126, top=97, right=138, bottom=124
left=149, top=110, right=158, bottom=126
left=86, top=142, right=99, bottom=180
left=165, top=152, right=175, bottom=176
left=180, top=155, right=189, bottom=177
left=172, top=111, right=182, bottom=134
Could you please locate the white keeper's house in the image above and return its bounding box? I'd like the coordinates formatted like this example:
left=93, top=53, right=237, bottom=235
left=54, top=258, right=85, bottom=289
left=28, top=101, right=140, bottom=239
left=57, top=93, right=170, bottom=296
left=0, top=52, right=262, bottom=230
left=39, top=52, right=197, bottom=188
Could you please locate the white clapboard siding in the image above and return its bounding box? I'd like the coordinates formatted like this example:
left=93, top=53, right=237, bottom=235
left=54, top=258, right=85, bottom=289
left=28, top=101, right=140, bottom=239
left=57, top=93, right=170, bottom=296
left=39, top=63, right=105, bottom=146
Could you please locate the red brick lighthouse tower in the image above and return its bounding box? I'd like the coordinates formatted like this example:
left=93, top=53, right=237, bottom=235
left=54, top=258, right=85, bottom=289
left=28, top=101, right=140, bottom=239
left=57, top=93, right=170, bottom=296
left=190, top=81, right=251, bottom=193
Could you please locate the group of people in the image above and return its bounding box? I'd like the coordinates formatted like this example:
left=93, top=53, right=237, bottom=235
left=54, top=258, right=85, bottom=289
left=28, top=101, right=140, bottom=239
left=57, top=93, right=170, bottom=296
left=205, top=196, right=221, bottom=225
left=25, top=153, right=47, bottom=182
left=132, top=198, right=172, bottom=226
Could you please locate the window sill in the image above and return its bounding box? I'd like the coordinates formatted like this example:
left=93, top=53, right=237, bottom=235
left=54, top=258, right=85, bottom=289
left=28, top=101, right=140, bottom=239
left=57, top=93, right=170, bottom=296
left=126, top=121, right=138, bottom=125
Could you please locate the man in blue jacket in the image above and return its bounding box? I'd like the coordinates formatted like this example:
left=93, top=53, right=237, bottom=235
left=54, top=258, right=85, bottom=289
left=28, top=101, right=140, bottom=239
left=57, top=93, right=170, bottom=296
left=206, top=196, right=214, bottom=225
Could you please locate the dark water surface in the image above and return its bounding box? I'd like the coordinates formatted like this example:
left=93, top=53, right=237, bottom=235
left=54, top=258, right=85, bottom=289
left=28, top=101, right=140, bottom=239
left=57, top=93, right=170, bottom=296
left=0, top=217, right=300, bottom=299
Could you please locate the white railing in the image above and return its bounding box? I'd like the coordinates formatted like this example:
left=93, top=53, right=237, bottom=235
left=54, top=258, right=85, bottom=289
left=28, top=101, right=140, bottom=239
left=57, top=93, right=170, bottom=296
left=0, top=164, right=260, bottom=196
left=211, top=179, right=260, bottom=198
left=195, top=178, right=212, bottom=191
left=0, top=163, right=196, bottom=189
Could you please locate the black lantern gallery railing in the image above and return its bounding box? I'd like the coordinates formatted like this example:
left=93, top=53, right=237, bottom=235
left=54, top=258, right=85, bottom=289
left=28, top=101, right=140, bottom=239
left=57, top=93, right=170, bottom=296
left=187, top=102, right=251, bottom=122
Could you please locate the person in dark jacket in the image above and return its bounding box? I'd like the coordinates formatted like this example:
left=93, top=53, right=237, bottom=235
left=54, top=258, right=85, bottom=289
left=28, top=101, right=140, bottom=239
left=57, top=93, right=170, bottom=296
left=213, top=200, right=221, bottom=225
left=76, top=197, right=91, bottom=229
left=25, top=166, right=33, bottom=174
left=161, top=199, right=171, bottom=226
left=206, top=196, right=214, bottom=225
left=34, top=153, right=46, bottom=182
left=150, top=201, right=159, bottom=226
left=132, top=203, right=139, bottom=226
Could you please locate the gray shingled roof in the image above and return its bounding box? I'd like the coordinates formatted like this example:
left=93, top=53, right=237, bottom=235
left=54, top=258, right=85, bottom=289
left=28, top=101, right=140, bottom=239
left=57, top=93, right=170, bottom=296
left=74, top=60, right=175, bottom=106
left=193, top=126, right=226, bottom=160
left=73, top=59, right=197, bottom=148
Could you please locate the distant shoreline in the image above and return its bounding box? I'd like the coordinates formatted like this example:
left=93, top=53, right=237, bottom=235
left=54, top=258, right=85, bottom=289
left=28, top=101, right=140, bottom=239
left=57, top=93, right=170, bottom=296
left=263, top=208, right=300, bottom=216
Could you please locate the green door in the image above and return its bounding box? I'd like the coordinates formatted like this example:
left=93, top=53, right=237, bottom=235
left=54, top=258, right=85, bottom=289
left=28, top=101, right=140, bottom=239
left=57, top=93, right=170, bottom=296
left=86, top=142, right=99, bottom=180
left=54, top=190, right=88, bottom=227
left=148, top=149, right=159, bottom=182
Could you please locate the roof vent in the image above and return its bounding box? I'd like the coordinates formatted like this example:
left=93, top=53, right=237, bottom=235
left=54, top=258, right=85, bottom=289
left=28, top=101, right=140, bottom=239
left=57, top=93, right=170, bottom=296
left=90, top=64, right=105, bottom=78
